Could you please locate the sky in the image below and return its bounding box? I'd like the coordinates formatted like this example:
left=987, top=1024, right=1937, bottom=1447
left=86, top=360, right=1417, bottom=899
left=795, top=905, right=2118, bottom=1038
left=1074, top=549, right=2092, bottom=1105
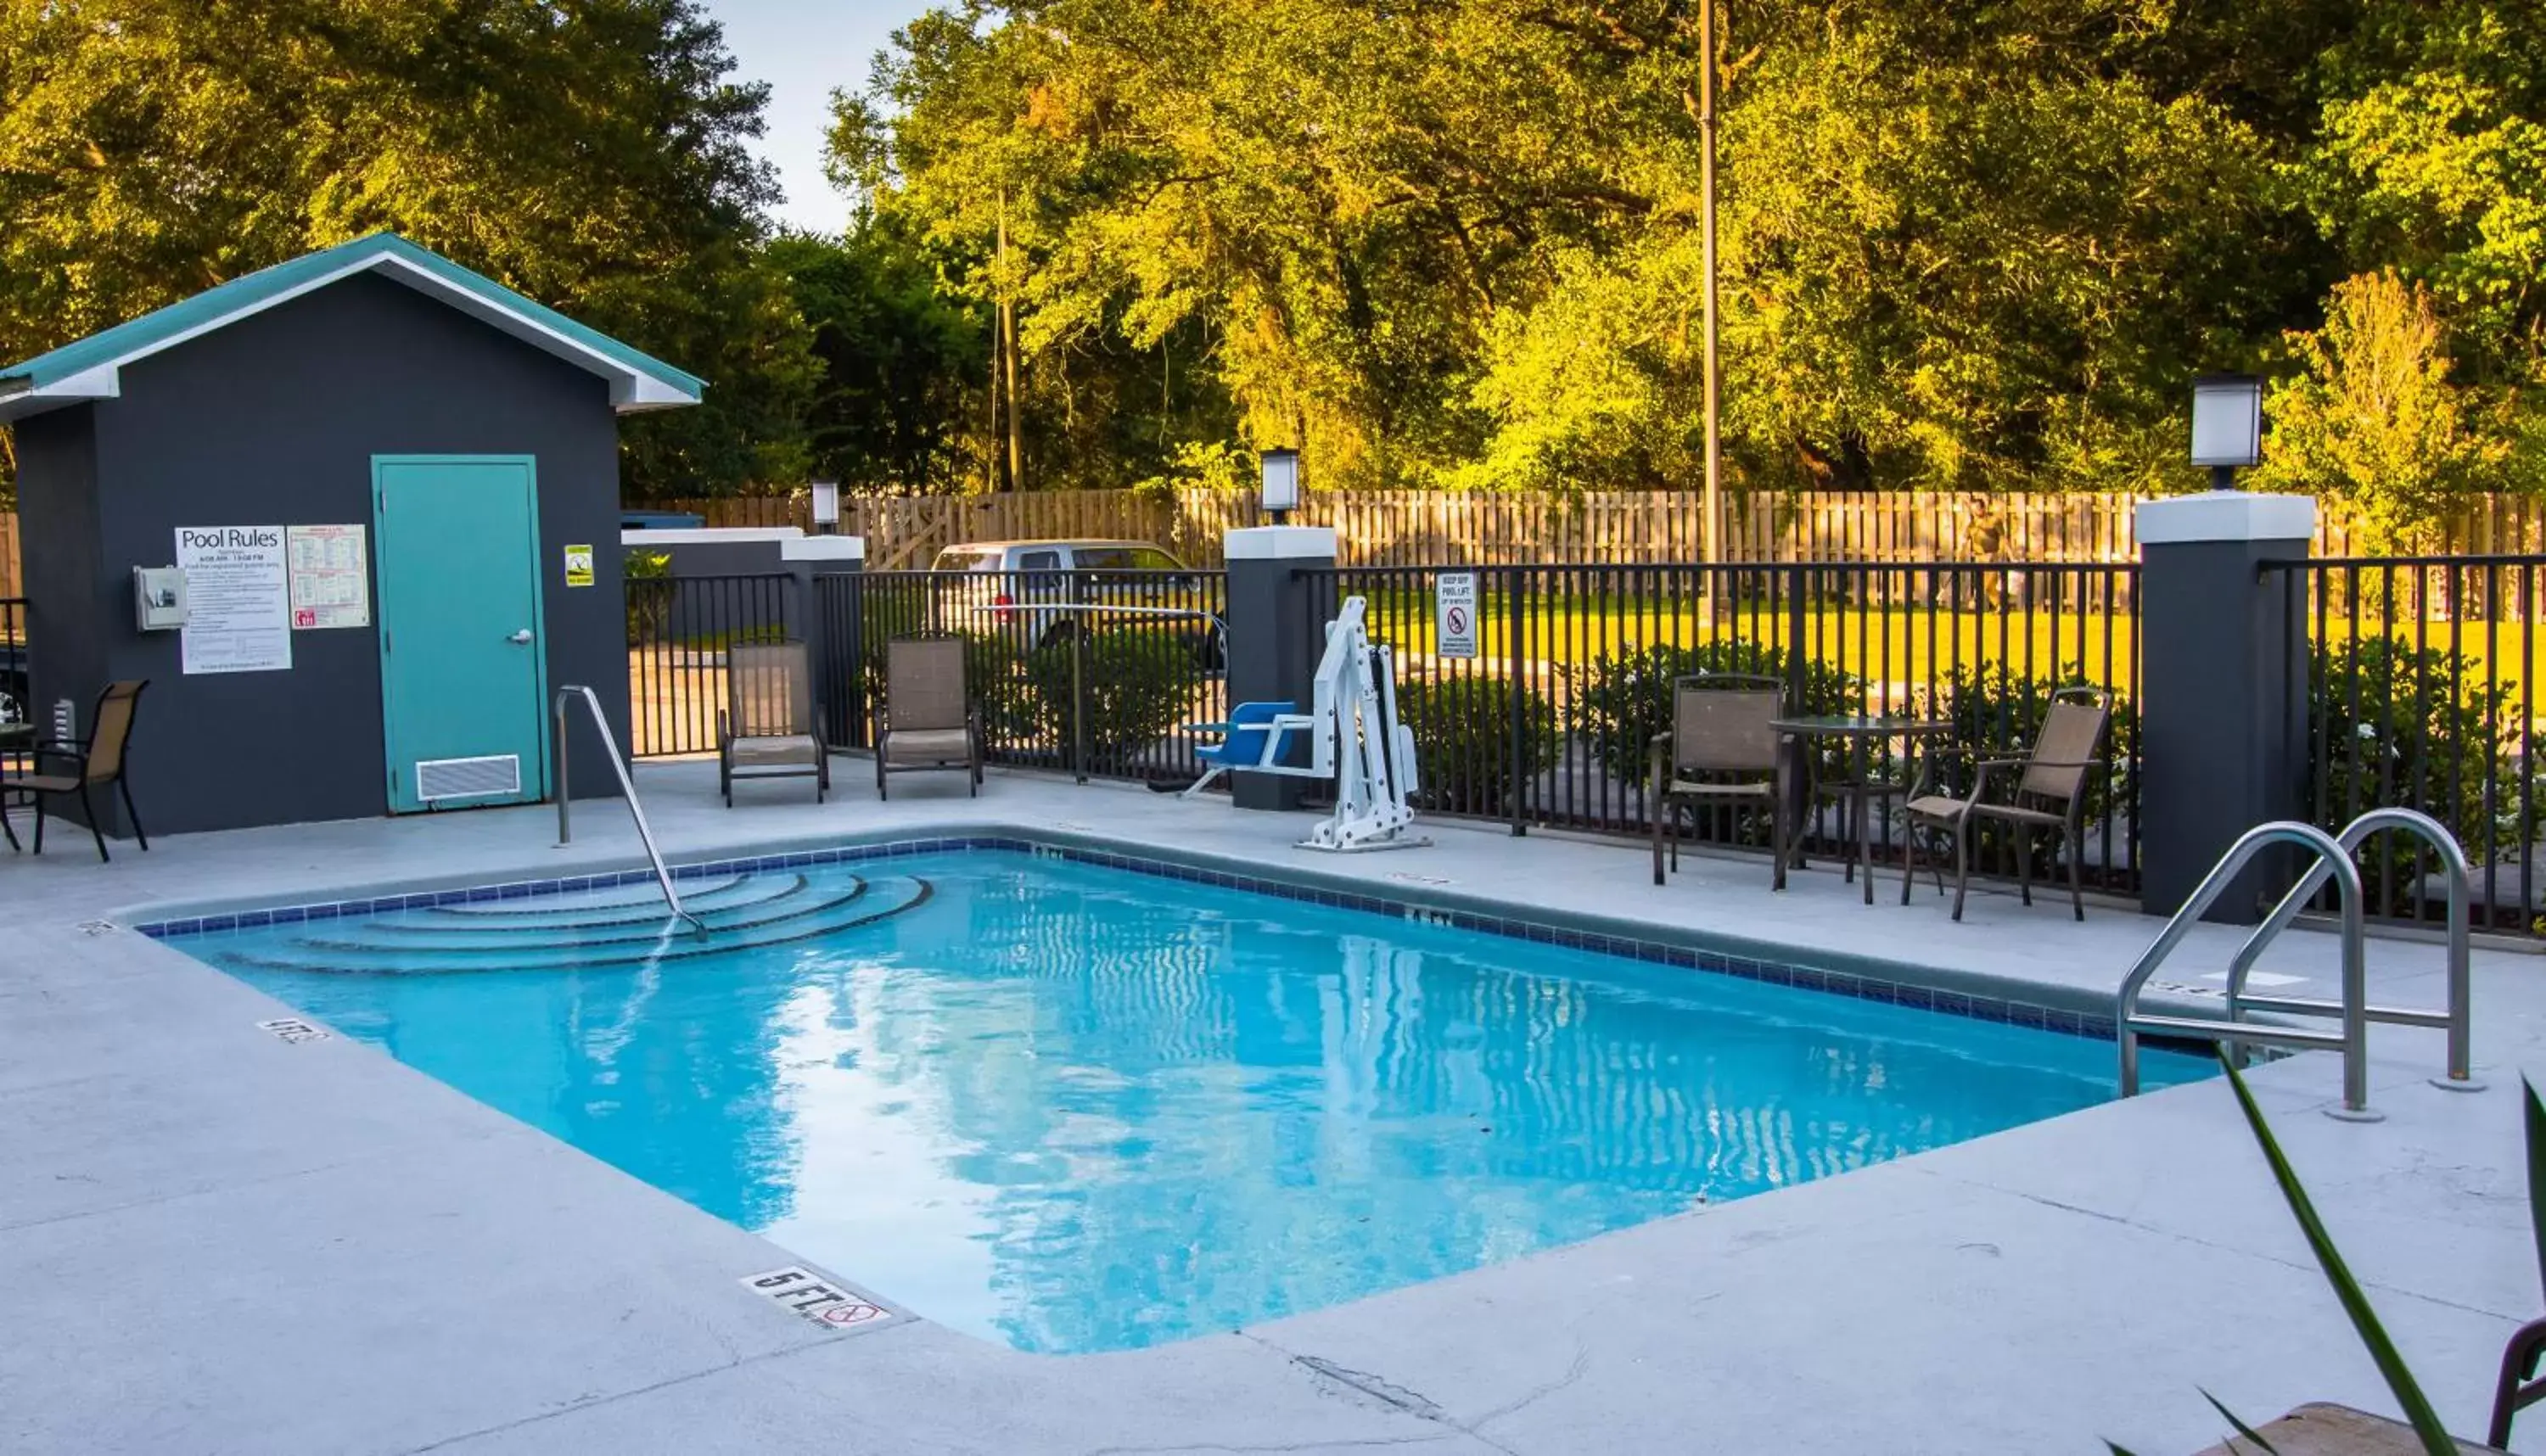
left=700, top=0, right=928, bottom=234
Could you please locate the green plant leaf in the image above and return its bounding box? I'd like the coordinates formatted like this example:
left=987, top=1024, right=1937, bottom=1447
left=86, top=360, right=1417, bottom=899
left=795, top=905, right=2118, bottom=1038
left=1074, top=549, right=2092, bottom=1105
left=2106, top=1442, right=2142, bottom=1456
left=2526, top=1077, right=2546, bottom=1305
left=2202, top=1388, right=2281, bottom=1453
left=2218, top=1052, right=2455, bottom=1456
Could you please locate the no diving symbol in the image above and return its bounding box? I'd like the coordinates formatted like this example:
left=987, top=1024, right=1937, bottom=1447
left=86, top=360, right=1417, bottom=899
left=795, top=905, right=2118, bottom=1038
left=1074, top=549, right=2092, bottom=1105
left=819, top=1302, right=887, bottom=1326
left=1446, top=606, right=1469, bottom=635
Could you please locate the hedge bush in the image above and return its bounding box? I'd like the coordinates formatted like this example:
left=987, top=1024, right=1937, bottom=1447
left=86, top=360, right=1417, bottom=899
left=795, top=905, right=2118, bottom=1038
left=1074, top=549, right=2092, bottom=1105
left=1024, top=628, right=1194, bottom=765
left=1562, top=640, right=1855, bottom=783
left=2308, top=635, right=2538, bottom=916
left=1395, top=675, right=1559, bottom=816
left=1918, top=662, right=2138, bottom=880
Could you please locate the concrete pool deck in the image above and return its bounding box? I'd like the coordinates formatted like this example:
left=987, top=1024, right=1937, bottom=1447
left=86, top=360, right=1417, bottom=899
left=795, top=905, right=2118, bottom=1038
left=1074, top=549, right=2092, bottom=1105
left=2, top=764, right=2539, bottom=1455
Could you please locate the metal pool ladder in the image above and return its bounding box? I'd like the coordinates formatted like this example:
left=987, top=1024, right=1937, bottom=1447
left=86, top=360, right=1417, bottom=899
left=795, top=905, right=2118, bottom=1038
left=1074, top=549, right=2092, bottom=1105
left=552, top=685, right=705, bottom=932
left=2116, top=809, right=2482, bottom=1121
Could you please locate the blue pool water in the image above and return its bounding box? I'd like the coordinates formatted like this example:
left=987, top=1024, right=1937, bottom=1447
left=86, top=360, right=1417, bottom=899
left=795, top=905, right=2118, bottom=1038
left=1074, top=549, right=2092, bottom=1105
left=171, top=850, right=2206, bottom=1354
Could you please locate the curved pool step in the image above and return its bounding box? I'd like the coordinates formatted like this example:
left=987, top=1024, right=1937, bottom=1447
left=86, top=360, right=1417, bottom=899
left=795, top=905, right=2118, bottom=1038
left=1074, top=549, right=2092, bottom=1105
left=294, top=878, right=862, bottom=958
left=369, top=875, right=815, bottom=938
left=218, top=876, right=934, bottom=977
left=406, top=873, right=760, bottom=927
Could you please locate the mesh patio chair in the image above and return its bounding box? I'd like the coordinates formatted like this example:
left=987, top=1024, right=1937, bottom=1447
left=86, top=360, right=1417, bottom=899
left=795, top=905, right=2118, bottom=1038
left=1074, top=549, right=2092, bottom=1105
left=874, top=636, right=982, bottom=799
left=1901, top=686, right=2111, bottom=921
left=719, top=642, right=828, bottom=805
left=21, top=680, right=149, bottom=862
left=1650, top=673, right=1793, bottom=890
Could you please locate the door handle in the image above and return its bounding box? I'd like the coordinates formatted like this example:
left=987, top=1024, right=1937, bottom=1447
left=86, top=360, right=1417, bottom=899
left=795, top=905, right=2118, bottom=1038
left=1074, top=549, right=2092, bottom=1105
left=507, top=629, right=535, bottom=645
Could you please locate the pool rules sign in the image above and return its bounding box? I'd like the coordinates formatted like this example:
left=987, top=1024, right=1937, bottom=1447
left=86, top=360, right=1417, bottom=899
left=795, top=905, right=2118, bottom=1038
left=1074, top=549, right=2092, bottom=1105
left=1436, top=572, right=1478, bottom=660
left=176, top=526, right=291, bottom=675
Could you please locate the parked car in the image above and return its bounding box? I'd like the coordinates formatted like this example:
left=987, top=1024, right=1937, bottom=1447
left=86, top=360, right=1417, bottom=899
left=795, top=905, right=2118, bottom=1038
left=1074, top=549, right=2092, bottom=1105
left=928, top=540, right=1225, bottom=668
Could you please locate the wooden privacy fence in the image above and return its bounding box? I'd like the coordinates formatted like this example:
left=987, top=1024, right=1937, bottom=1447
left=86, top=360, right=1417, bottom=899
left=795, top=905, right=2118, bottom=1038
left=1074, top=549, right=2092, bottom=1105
left=8, top=489, right=2543, bottom=588
left=632, top=489, right=2546, bottom=569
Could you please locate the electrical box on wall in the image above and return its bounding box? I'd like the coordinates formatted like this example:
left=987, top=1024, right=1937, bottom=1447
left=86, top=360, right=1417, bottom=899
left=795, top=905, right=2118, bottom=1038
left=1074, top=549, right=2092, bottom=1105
left=133, top=566, right=188, bottom=631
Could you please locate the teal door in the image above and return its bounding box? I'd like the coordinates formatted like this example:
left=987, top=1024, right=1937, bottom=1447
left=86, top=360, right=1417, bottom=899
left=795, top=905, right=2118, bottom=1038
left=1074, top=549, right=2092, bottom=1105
left=373, top=456, right=549, bottom=813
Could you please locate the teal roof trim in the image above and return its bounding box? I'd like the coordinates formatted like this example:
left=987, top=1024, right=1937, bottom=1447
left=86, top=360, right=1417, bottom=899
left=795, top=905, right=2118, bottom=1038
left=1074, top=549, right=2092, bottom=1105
left=0, top=232, right=703, bottom=420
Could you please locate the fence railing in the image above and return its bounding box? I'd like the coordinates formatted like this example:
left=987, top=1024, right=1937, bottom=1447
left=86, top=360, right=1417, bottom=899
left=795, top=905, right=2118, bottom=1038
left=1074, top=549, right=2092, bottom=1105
left=2267, top=554, right=2546, bottom=937
left=817, top=569, right=1228, bottom=786
left=1, top=596, right=26, bottom=726
left=623, top=488, right=2546, bottom=571
left=626, top=573, right=801, bottom=757
left=1303, top=562, right=2143, bottom=893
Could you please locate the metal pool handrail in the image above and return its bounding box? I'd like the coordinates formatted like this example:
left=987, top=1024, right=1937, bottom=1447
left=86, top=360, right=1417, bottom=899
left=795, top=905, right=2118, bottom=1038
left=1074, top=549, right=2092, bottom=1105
left=553, top=685, right=704, bottom=932
left=2117, top=820, right=2375, bottom=1119
left=2224, top=807, right=2480, bottom=1091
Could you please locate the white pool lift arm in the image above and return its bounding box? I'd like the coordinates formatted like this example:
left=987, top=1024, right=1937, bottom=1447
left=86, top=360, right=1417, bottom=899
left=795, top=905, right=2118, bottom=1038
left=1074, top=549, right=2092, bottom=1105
left=1299, top=597, right=1424, bottom=852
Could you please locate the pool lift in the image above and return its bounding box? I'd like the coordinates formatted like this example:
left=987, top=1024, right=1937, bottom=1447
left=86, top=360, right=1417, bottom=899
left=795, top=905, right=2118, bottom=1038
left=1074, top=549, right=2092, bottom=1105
left=1185, top=596, right=1427, bottom=852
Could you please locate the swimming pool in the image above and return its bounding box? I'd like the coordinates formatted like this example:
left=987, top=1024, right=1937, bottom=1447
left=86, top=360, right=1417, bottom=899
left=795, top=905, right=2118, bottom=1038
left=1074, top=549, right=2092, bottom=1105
left=163, top=846, right=2207, bottom=1354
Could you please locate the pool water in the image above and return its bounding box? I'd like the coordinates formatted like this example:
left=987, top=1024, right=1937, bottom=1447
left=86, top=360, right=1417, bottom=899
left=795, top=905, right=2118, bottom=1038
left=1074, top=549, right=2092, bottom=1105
left=174, top=850, right=2207, bottom=1354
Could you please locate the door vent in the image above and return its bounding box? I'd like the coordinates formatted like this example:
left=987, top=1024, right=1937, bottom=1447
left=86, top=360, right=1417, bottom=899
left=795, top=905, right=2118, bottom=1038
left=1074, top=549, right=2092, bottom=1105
left=414, top=754, right=522, bottom=803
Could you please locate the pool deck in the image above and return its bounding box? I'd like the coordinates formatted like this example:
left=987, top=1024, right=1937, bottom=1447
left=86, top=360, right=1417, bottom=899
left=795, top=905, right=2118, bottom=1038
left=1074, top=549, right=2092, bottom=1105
left=3, top=764, right=2540, bottom=1455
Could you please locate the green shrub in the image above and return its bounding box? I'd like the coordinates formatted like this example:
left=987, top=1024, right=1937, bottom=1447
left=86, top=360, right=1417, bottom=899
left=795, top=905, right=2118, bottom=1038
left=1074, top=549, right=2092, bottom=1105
left=624, top=549, right=672, bottom=646
left=1562, top=640, right=1855, bottom=783
left=1395, top=675, right=1559, bottom=816
left=2308, top=635, right=2538, bottom=916
left=1920, top=662, right=2139, bottom=878
left=1024, top=629, right=1194, bottom=764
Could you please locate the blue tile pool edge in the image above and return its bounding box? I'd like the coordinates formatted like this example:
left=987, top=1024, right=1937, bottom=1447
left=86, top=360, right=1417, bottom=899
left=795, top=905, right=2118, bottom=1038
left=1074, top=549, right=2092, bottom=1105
left=130, top=832, right=2151, bottom=1045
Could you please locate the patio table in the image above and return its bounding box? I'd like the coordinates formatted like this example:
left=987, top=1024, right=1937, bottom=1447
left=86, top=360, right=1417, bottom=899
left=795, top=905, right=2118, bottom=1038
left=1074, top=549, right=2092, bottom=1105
left=1771, top=714, right=1953, bottom=905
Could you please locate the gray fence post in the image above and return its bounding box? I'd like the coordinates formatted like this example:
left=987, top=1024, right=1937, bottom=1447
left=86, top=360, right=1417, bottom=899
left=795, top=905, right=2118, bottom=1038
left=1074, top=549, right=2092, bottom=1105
left=1223, top=525, right=1337, bottom=811
left=782, top=535, right=863, bottom=749
left=2136, top=492, right=2317, bottom=922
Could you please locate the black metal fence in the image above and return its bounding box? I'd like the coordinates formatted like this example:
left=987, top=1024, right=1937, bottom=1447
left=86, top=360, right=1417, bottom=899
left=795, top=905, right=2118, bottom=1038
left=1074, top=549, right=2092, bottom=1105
left=625, top=573, right=800, bottom=756
left=2268, top=554, right=2546, bottom=936
left=818, top=569, right=1228, bottom=785
left=1, top=596, right=26, bottom=727
left=1301, top=562, right=2143, bottom=892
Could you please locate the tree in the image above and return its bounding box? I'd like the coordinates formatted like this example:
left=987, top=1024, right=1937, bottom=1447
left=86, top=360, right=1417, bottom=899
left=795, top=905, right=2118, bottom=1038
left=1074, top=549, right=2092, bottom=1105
left=0, top=0, right=811, bottom=496
left=2255, top=271, right=2521, bottom=549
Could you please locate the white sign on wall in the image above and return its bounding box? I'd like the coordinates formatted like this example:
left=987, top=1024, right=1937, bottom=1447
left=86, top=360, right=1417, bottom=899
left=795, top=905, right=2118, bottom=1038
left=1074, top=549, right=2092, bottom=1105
left=1435, top=572, right=1478, bottom=660
left=287, top=524, right=370, bottom=630
left=175, top=525, right=291, bottom=675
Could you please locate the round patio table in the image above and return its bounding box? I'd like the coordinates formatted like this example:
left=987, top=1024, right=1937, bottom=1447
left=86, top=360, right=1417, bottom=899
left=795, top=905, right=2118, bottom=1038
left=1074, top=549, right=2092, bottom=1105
left=1770, top=714, right=1954, bottom=905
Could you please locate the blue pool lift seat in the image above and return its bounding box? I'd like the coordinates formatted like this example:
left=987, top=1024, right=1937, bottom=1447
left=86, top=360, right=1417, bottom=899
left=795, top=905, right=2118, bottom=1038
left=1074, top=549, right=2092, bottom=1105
left=1180, top=700, right=1298, bottom=798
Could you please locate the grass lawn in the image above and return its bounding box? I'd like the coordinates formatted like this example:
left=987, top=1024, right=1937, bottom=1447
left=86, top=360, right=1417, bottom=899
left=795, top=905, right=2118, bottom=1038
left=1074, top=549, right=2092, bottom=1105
left=1349, top=585, right=2546, bottom=701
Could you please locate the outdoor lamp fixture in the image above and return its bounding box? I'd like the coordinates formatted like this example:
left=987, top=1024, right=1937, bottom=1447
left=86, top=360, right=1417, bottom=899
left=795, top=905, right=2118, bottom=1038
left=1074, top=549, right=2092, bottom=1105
left=1259, top=446, right=1301, bottom=525
left=810, top=480, right=841, bottom=535
left=2189, top=374, right=2263, bottom=490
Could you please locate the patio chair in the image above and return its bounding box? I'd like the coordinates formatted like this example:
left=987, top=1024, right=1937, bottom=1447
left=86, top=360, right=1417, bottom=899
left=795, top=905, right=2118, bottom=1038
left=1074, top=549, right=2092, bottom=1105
left=21, top=680, right=149, bottom=862
left=874, top=636, right=982, bottom=799
left=719, top=642, right=828, bottom=806
left=1900, top=686, right=2111, bottom=921
left=1650, top=673, right=1792, bottom=890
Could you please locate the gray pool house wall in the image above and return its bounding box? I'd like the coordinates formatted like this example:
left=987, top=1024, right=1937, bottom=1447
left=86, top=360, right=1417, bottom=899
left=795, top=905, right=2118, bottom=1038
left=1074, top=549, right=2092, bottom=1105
left=15, top=271, right=636, bottom=837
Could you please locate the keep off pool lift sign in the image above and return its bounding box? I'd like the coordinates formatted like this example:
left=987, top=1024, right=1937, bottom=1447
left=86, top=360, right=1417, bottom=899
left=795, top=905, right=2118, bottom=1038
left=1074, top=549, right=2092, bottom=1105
left=1436, top=572, right=1478, bottom=660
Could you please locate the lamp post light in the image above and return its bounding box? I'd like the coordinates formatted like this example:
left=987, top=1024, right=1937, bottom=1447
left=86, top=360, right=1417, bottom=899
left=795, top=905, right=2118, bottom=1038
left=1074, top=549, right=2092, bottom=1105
left=1259, top=446, right=1300, bottom=525
left=2190, top=374, right=2263, bottom=491
left=810, top=480, right=840, bottom=536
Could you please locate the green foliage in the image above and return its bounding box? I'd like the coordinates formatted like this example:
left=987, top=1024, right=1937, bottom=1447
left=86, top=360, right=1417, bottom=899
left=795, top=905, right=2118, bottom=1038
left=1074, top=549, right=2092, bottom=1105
left=2252, top=272, right=2525, bottom=551
left=1023, top=630, right=1193, bottom=766
left=1395, top=676, right=1559, bottom=817
left=1562, top=641, right=1854, bottom=785
left=624, top=549, right=673, bottom=647
left=1921, top=663, right=2137, bottom=873
left=766, top=223, right=988, bottom=494
left=0, top=0, right=809, bottom=498
left=2308, top=633, right=2539, bottom=916
left=2216, top=1053, right=2459, bottom=1455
